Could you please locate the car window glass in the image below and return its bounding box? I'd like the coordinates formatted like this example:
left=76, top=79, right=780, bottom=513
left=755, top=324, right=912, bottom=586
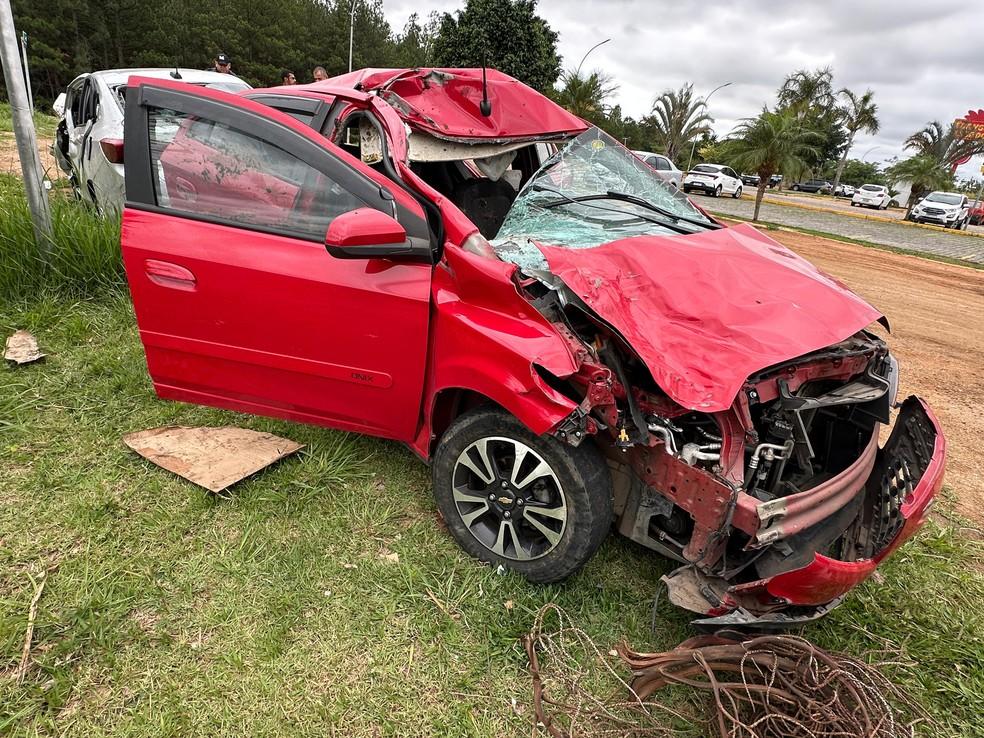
left=655, top=157, right=671, bottom=171
left=692, top=164, right=718, bottom=174
left=147, top=106, right=365, bottom=240
left=81, top=82, right=98, bottom=124
left=69, top=86, right=85, bottom=127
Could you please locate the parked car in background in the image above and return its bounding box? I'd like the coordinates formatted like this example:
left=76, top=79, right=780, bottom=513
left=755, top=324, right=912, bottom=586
left=117, top=68, right=945, bottom=627
left=740, top=173, right=760, bottom=186
left=852, top=184, right=891, bottom=209
left=908, top=191, right=969, bottom=229
left=51, top=68, right=251, bottom=212
left=790, top=179, right=832, bottom=194
left=968, top=199, right=984, bottom=225
left=633, top=151, right=682, bottom=189
left=683, top=163, right=742, bottom=197
left=769, top=174, right=783, bottom=188
left=833, top=184, right=855, bottom=197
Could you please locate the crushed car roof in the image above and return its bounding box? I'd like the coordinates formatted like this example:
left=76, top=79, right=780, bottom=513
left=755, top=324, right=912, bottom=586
left=320, top=68, right=589, bottom=142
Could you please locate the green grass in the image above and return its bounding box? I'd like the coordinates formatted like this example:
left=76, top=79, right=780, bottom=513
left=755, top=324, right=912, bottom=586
left=711, top=210, right=984, bottom=271
left=0, top=181, right=124, bottom=301
left=0, top=102, right=58, bottom=138
left=0, top=295, right=981, bottom=737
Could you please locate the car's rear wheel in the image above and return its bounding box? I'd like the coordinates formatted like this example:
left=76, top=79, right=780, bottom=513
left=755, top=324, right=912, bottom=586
left=713, top=184, right=722, bottom=197
left=791, top=184, right=800, bottom=191
left=432, top=407, right=612, bottom=583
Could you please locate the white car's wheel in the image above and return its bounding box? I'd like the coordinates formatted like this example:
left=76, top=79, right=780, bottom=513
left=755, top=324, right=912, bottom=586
left=713, top=185, right=722, bottom=198
left=733, top=186, right=742, bottom=199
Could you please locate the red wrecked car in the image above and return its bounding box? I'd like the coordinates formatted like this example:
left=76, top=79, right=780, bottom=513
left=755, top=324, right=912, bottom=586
left=119, top=68, right=945, bottom=626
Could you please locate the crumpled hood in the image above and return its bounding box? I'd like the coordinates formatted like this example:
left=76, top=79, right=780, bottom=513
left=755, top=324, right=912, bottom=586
left=537, top=223, right=883, bottom=412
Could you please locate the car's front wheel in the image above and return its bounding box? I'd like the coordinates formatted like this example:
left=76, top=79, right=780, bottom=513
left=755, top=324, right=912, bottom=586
left=732, top=185, right=742, bottom=199
left=432, top=407, right=612, bottom=583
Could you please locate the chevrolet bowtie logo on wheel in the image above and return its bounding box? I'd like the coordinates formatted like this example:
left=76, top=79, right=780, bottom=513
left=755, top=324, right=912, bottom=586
left=498, top=496, right=513, bottom=505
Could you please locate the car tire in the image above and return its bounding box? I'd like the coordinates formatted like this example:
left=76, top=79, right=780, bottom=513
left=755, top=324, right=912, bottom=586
left=713, top=185, right=722, bottom=198
left=732, top=186, right=742, bottom=199
left=791, top=184, right=800, bottom=191
left=432, top=406, right=613, bottom=583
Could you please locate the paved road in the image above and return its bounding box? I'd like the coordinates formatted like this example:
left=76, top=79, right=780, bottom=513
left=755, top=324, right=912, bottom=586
left=702, top=194, right=984, bottom=264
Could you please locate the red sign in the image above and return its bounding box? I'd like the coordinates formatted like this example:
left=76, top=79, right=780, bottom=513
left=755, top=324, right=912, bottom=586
left=954, top=110, right=984, bottom=139
left=952, top=110, right=984, bottom=166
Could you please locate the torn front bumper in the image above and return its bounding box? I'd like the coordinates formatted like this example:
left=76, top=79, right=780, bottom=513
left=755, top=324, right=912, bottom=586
left=667, top=396, right=945, bottom=626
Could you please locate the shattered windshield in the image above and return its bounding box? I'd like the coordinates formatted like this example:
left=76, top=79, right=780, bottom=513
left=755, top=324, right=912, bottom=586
left=492, top=127, right=712, bottom=271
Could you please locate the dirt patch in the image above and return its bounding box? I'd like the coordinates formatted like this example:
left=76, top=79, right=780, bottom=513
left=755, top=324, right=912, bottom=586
left=767, top=227, right=984, bottom=524
left=0, top=132, right=60, bottom=182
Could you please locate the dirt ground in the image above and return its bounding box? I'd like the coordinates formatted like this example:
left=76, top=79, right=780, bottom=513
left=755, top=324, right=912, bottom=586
left=769, top=227, right=984, bottom=525
left=0, top=132, right=59, bottom=181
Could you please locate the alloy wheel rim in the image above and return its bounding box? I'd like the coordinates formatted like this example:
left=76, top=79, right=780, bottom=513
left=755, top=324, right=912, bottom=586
left=451, top=437, right=567, bottom=561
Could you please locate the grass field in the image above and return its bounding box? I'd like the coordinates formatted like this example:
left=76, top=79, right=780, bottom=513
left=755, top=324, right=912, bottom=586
left=1, top=187, right=983, bottom=736
left=0, top=102, right=58, bottom=139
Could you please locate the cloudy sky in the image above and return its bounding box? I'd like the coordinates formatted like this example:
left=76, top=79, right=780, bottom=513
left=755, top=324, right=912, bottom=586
left=384, top=0, right=984, bottom=180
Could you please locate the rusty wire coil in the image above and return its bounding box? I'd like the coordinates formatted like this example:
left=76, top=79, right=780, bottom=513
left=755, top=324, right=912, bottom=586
left=523, top=604, right=929, bottom=738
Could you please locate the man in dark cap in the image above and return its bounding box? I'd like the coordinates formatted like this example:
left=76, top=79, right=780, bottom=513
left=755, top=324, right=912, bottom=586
left=207, top=53, right=234, bottom=74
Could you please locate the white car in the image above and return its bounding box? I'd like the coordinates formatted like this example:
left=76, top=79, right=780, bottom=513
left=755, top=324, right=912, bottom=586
left=682, top=163, right=743, bottom=198
left=833, top=183, right=855, bottom=197
left=851, top=184, right=890, bottom=209
left=51, top=68, right=251, bottom=213
left=632, top=151, right=682, bottom=189
left=908, top=191, right=969, bottom=229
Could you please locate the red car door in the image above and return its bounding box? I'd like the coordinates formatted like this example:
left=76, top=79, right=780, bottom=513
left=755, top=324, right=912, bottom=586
left=121, top=78, right=434, bottom=441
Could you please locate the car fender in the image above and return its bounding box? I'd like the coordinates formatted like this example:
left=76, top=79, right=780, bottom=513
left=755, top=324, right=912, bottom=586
left=411, top=244, right=580, bottom=458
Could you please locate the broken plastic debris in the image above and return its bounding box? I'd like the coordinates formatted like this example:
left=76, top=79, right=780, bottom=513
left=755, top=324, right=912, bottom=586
left=122, top=426, right=303, bottom=492
left=4, top=330, right=45, bottom=364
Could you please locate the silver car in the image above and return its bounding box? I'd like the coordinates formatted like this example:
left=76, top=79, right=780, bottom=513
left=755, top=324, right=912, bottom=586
left=632, top=151, right=682, bottom=189
left=52, top=68, right=251, bottom=213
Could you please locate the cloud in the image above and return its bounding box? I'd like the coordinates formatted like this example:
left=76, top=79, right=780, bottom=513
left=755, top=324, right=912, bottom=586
left=383, top=0, right=984, bottom=177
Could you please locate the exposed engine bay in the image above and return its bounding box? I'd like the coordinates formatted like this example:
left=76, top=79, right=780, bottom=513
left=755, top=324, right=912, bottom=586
left=512, top=264, right=932, bottom=624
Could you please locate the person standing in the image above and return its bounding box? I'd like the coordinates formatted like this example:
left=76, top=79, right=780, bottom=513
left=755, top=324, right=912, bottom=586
left=312, top=66, right=328, bottom=82
left=279, top=70, right=297, bottom=86
left=207, top=53, right=234, bottom=74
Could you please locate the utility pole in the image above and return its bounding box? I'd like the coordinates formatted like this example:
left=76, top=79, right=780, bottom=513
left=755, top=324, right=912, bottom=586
left=686, top=81, right=732, bottom=173
left=0, top=0, right=52, bottom=252
left=348, top=0, right=356, bottom=73
left=19, top=30, right=31, bottom=110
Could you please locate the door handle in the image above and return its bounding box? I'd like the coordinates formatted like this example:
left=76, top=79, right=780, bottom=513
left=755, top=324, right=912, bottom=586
left=145, top=259, right=197, bottom=291
left=174, top=176, right=197, bottom=201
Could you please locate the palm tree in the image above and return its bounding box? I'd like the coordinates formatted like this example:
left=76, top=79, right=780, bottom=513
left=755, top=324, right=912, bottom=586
left=831, top=89, right=879, bottom=192
left=777, top=67, right=834, bottom=117
left=724, top=108, right=822, bottom=221
left=649, top=84, right=713, bottom=163
left=904, top=120, right=984, bottom=171
left=885, top=155, right=953, bottom=216
left=555, top=69, right=618, bottom=125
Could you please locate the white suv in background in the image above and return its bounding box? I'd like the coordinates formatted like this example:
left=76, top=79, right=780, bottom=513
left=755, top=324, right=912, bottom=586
left=632, top=151, right=682, bottom=189
left=852, top=184, right=891, bottom=209
left=908, top=191, right=970, bottom=229
left=51, top=68, right=251, bottom=213
left=683, top=164, right=743, bottom=198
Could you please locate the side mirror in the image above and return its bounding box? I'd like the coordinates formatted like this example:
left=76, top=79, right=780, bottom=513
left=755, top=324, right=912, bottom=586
left=326, top=208, right=425, bottom=260
left=52, top=93, right=67, bottom=117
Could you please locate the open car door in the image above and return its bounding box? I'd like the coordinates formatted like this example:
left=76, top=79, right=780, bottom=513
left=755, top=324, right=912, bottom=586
left=121, top=77, right=433, bottom=441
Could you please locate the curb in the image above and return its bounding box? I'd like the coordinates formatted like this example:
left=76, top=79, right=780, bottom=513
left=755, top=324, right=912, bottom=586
left=738, top=194, right=984, bottom=240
